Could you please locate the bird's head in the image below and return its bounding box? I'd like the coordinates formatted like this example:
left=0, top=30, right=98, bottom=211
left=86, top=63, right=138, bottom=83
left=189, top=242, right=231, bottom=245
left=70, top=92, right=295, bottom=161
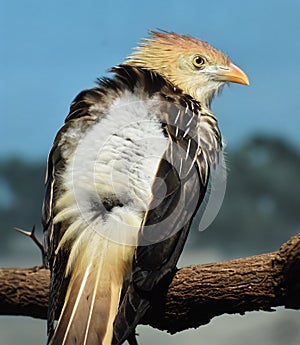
left=125, top=31, right=249, bottom=107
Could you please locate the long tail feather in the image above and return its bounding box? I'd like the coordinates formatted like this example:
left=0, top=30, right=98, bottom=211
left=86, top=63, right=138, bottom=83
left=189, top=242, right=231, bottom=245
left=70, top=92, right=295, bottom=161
left=112, top=285, right=150, bottom=345
left=49, top=238, right=132, bottom=345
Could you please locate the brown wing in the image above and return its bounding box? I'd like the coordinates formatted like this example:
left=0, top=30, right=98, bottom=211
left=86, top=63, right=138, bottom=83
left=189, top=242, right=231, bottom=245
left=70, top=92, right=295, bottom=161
left=42, top=86, right=115, bottom=337
left=112, top=96, right=220, bottom=345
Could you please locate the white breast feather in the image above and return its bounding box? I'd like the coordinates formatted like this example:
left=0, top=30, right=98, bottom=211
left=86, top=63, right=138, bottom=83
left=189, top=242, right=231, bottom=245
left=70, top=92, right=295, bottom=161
left=54, top=90, right=168, bottom=271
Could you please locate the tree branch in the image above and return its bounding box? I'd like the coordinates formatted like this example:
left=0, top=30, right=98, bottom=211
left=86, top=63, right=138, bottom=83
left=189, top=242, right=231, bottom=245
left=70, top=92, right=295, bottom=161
left=0, top=233, right=299, bottom=333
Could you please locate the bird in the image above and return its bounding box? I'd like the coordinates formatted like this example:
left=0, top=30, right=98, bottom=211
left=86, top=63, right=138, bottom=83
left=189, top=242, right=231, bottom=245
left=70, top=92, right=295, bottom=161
left=42, top=30, right=249, bottom=345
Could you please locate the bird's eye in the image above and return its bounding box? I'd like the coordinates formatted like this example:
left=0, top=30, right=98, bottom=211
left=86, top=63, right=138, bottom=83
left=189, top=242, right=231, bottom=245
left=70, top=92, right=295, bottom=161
left=193, top=55, right=205, bottom=68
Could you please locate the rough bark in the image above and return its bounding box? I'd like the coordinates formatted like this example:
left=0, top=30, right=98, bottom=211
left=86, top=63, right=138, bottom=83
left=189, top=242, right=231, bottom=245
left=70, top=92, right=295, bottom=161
left=0, top=233, right=299, bottom=334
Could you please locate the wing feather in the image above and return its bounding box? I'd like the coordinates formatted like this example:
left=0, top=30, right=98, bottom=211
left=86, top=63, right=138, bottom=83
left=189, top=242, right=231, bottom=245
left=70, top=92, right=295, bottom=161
left=42, top=85, right=116, bottom=338
left=112, top=104, right=210, bottom=344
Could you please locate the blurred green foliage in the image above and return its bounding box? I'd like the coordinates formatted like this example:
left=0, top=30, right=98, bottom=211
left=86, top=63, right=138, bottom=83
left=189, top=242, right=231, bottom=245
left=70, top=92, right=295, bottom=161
left=0, top=135, right=299, bottom=259
left=191, top=135, right=300, bottom=256
left=0, top=157, right=45, bottom=256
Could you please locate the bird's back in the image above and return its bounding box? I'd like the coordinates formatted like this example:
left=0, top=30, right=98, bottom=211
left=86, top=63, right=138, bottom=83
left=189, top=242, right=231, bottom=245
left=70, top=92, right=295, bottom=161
left=43, top=65, right=222, bottom=345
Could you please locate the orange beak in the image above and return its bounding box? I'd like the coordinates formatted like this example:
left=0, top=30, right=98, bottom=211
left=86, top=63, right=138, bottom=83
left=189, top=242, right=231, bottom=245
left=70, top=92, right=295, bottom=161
left=217, top=62, right=250, bottom=85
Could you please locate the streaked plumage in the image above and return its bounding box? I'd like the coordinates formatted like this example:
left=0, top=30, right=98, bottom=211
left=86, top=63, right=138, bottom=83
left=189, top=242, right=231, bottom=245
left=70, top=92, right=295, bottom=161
left=42, top=31, right=248, bottom=345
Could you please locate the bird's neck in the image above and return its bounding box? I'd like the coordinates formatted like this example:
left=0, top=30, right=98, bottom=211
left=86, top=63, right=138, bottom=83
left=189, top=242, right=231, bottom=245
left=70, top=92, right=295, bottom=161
left=170, top=78, right=225, bottom=109
left=192, top=88, right=216, bottom=108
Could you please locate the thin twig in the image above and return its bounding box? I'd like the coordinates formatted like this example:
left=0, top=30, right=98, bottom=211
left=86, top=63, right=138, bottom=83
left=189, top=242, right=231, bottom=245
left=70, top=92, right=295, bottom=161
left=14, top=225, right=44, bottom=257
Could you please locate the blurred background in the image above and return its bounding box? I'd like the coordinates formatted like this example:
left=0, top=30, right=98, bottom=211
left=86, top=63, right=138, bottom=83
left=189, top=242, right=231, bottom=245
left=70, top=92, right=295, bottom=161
left=1, top=0, right=300, bottom=344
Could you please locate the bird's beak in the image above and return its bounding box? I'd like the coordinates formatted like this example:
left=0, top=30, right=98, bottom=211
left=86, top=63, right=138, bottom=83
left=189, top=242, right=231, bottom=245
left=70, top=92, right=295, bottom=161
left=216, top=62, right=250, bottom=86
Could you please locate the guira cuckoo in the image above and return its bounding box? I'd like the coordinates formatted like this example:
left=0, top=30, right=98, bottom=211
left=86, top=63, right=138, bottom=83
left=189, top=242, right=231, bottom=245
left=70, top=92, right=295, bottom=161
left=42, top=31, right=249, bottom=345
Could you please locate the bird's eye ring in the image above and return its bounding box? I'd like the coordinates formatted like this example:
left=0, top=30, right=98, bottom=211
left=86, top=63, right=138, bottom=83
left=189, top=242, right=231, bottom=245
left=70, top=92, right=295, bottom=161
left=193, top=55, right=205, bottom=68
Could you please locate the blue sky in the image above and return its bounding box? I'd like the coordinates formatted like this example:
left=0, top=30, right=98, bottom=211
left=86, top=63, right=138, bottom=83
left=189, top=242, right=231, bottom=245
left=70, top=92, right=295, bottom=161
left=1, top=0, right=300, bottom=159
